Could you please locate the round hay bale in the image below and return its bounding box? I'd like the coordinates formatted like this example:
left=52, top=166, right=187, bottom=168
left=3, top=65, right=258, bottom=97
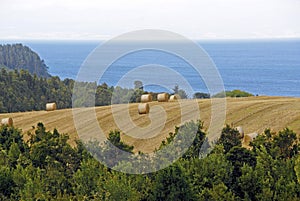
left=169, top=94, right=180, bottom=102
left=236, top=126, right=244, bottom=138
left=46, top=102, right=57, bottom=111
left=138, top=103, right=150, bottom=114
left=1, top=117, right=13, bottom=126
left=157, top=93, right=169, bottom=102
left=141, top=94, right=152, bottom=103
left=247, top=132, right=258, bottom=141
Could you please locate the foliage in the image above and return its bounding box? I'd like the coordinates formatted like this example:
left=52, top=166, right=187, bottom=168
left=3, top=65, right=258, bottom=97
left=213, top=89, right=254, bottom=98
left=150, top=162, right=195, bottom=200
left=102, top=130, right=134, bottom=167
left=217, top=125, right=242, bottom=153
left=0, top=68, right=144, bottom=112
left=0, top=44, right=50, bottom=77
left=160, top=121, right=207, bottom=159
left=251, top=128, right=298, bottom=159
left=0, top=68, right=73, bottom=112
left=134, top=80, right=143, bottom=90
left=107, top=130, right=134, bottom=153
left=193, top=92, right=210, bottom=99
left=178, top=89, right=188, bottom=99
left=173, top=84, right=179, bottom=94
left=1, top=122, right=300, bottom=200
left=225, top=89, right=254, bottom=97
left=172, top=84, right=188, bottom=99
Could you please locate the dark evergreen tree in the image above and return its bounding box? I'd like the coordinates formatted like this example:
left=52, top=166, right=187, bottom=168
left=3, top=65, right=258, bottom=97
left=218, top=125, right=242, bottom=153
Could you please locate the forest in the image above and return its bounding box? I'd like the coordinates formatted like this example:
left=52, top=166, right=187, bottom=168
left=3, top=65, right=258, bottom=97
left=1, top=121, right=300, bottom=200
left=0, top=68, right=146, bottom=113
left=0, top=44, right=50, bottom=77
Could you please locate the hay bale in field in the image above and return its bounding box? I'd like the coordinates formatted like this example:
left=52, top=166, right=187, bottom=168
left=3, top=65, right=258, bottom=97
left=236, top=126, right=244, bottom=138
left=1, top=117, right=13, bottom=126
left=46, top=102, right=57, bottom=111
left=157, top=93, right=169, bottom=102
left=138, top=103, right=150, bottom=114
left=246, top=132, right=258, bottom=142
left=141, top=94, right=152, bottom=103
left=169, top=94, right=180, bottom=101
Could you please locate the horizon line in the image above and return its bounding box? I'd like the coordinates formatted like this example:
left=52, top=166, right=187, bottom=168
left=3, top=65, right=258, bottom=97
left=0, top=37, right=300, bottom=42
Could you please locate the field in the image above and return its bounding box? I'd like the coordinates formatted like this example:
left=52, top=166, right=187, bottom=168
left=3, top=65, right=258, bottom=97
left=1, top=96, right=300, bottom=153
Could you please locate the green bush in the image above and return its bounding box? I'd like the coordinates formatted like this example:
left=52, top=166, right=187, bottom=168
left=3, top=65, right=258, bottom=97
left=213, top=89, right=253, bottom=98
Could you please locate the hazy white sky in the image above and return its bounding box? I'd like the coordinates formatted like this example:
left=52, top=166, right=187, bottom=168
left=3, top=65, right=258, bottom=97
left=0, top=0, right=299, bottom=40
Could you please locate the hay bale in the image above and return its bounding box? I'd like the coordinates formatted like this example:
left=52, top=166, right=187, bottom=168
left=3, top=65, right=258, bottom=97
left=246, top=132, right=258, bottom=141
left=141, top=94, right=152, bottom=103
left=236, top=126, right=244, bottom=138
left=157, top=93, right=169, bottom=102
left=1, top=117, right=13, bottom=126
left=138, top=103, right=150, bottom=114
left=46, top=102, right=57, bottom=111
left=169, top=94, right=180, bottom=101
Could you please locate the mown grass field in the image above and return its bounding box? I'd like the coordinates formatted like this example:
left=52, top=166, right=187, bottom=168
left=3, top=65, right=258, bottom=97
left=1, top=96, right=299, bottom=153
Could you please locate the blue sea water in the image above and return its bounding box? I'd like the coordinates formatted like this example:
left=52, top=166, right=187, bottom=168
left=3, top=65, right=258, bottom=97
left=3, top=39, right=300, bottom=97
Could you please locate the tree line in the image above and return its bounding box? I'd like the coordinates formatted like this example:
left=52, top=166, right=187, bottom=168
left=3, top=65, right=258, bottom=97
left=0, top=68, right=190, bottom=113
left=1, top=121, right=300, bottom=200
left=0, top=67, right=255, bottom=113
left=0, top=68, right=146, bottom=113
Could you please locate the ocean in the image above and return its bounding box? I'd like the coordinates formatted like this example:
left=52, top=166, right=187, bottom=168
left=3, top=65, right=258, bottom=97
left=4, top=39, right=300, bottom=97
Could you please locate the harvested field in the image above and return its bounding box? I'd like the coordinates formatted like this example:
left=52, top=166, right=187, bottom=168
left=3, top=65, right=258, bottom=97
left=1, top=96, right=300, bottom=152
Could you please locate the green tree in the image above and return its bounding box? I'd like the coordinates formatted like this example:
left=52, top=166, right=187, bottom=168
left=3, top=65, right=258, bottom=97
left=273, top=128, right=298, bottom=159
left=218, top=125, right=242, bottom=153
left=193, top=92, right=210, bottom=99
left=238, top=164, right=261, bottom=201
left=213, top=89, right=253, bottom=98
left=251, top=128, right=298, bottom=159
left=8, top=142, right=21, bottom=167
left=182, top=120, right=206, bottom=159
left=172, top=84, right=188, bottom=99
left=186, top=145, right=234, bottom=199
left=104, top=172, right=141, bottom=201
left=107, top=130, right=134, bottom=153
left=151, top=162, right=195, bottom=201
left=95, top=83, right=113, bottom=106
left=19, top=165, right=48, bottom=200
left=73, top=158, right=105, bottom=200
left=173, top=84, right=179, bottom=94
left=294, top=154, right=300, bottom=184
left=226, top=146, right=256, bottom=198
left=134, top=80, right=143, bottom=90
left=199, top=183, right=236, bottom=201
left=0, top=125, right=26, bottom=152
left=178, top=89, right=188, bottom=99
left=0, top=166, right=15, bottom=199
left=225, top=89, right=253, bottom=97
left=85, top=130, right=134, bottom=168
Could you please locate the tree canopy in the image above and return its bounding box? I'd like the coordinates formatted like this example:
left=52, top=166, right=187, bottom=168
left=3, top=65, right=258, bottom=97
left=0, top=44, right=50, bottom=77
left=0, top=68, right=145, bottom=112
left=1, top=121, right=300, bottom=200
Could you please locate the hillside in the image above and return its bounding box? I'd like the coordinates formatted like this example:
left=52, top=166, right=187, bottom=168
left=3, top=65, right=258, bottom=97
left=0, top=44, right=50, bottom=77
left=1, top=96, right=300, bottom=153
left=0, top=69, right=73, bottom=112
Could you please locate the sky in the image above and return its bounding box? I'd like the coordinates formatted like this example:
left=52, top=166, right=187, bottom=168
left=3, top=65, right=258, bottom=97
left=0, top=0, right=299, bottom=40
